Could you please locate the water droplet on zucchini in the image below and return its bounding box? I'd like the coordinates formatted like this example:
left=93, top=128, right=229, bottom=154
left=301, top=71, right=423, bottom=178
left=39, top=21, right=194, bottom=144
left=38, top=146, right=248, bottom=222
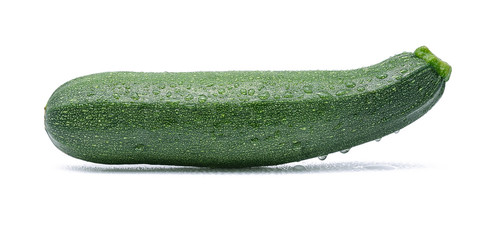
left=377, top=74, right=388, bottom=79
left=340, top=148, right=350, bottom=154
left=185, top=94, right=194, bottom=101
left=336, top=90, right=349, bottom=96
left=345, top=81, right=356, bottom=88
left=198, top=94, right=207, bottom=103
left=258, top=92, right=270, bottom=100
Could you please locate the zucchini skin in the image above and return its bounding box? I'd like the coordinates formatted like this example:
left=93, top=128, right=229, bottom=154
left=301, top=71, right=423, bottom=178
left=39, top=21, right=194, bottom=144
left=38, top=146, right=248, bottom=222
left=45, top=47, right=450, bottom=167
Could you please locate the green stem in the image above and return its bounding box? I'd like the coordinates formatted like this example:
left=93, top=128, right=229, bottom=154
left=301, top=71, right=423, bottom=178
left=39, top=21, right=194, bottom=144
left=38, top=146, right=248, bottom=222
left=414, top=46, right=452, bottom=81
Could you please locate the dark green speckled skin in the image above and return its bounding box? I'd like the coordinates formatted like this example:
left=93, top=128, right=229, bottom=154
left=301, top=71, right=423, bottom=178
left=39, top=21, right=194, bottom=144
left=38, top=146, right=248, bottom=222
left=45, top=49, right=448, bottom=167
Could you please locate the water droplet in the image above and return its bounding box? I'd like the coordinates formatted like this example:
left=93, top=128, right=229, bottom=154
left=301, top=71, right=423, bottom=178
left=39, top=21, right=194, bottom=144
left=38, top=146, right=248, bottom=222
left=377, top=74, right=388, bottom=79
left=131, top=92, right=140, bottom=100
left=317, top=91, right=331, bottom=99
left=336, top=90, right=349, bottom=96
left=400, top=69, right=408, bottom=74
left=185, top=94, right=194, bottom=101
left=166, top=91, right=172, bottom=97
left=218, top=88, right=226, bottom=94
left=283, top=92, right=294, bottom=98
left=134, top=144, right=145, bottom=151
left=152, top=89, right=160, bottom=95
left=113, top=93, right=120, bottom=99
left=395, top=130, right=400, bottom=134
left=345, top=81, right=356, bottom=88
left=293, top=165, right=306, bottom=171
left=375, top=138, right=382, bottom=142
left=318, top=155, right=327, bottom=160
left=357, top=86, right=366, bottom=92
left=303, top=85, right=313, bottom=93
left=258, top=92, right=270, bottom=100
left=170, top=83, right=177, bottom=88
left=198, top=94, right=207, bottom=103
left=248, top=89, right=255, bottom=96
left=240, top=89, right=247, bottom=95
left=340, top=148, right=350, bottom=154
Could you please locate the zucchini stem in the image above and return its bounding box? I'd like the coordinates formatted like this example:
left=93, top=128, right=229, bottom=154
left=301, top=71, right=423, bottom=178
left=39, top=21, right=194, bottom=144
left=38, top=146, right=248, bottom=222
left=414, top=46, right=452, bottom=82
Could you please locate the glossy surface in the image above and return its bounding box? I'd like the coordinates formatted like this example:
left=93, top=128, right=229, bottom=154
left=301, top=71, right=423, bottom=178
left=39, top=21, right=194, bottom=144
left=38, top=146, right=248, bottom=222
left=45, top=47, right=449, bottom=167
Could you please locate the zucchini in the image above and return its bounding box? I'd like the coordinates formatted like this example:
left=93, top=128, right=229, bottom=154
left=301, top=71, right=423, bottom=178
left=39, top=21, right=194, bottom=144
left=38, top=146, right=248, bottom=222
left=45, top=46, right=451, bottom=167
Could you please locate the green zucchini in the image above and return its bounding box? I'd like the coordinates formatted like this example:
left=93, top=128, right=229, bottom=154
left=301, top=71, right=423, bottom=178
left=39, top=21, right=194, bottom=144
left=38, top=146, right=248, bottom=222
left=45, top=46, right=451, bottom=168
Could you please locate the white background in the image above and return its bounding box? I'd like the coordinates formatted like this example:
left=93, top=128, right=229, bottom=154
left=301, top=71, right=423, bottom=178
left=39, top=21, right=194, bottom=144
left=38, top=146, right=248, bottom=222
left=1, top=0, right=494, bottom=239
